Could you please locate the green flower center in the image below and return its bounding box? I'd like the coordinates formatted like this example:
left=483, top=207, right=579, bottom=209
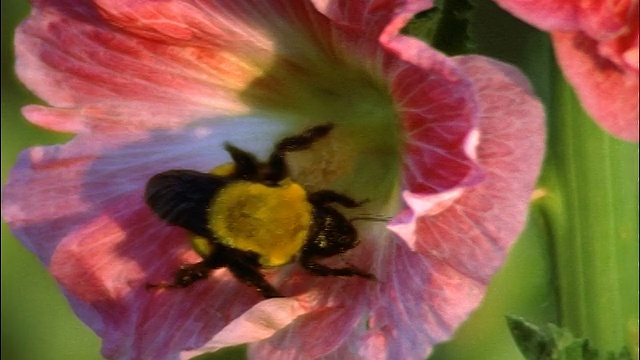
left=240, top=46, right=402, bottom=216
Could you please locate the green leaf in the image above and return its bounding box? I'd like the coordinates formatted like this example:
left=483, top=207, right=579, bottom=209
left=507, top=316, right=633, bottom=360
left=402, top=0, right=476, bottom=55
left=401, top=5, right=442, bottom=43
left=547, top=324, right=599, bottom=360
left=506, top=316, right=555, bottom=360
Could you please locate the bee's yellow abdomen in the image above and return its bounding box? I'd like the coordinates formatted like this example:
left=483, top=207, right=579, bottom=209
left=208, top=180, right=312, bottom=267
left=209, top=163, right=236, bottom=177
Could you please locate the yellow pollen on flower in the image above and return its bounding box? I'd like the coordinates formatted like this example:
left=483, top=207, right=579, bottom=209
left=208, top=180, right=312, bottom=267
left=285, top=127, right=357, bottom=191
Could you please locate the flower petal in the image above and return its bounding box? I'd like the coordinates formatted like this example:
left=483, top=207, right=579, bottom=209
left=248, top=303, right=365, bottom=359
left=18, top=0, right=482, bottom=194
left=381, top=36, right=483, bottom=194
left=494, top=0, right=639, bottom=141
left=552, top=30, right=639, bottom=141
left=311, top=0, right=432, bottom=38
left=399, top=54, right=544, bottom=281
left=246, top=254, right=373, bottom=359
left=310, top=8, right=484, bottom=195
left=381, top=55, right=544, bottom=358
left=2, top=118, right=293, bottom=359
left=180, top=297, right=306, bottom=359
left=493, top=0, right=579, bottom=30
left=375, top=241, right=488, bottom=358
left=16, top=0, right=278, bottom=132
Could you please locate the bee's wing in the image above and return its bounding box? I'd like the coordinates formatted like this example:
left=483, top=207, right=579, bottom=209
left=144, top=169, right=225, bottom=238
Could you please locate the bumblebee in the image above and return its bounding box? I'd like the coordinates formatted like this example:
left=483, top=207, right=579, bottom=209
left=144, top=124, right=374, bottom=298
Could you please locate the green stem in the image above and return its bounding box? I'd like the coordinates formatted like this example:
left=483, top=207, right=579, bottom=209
left=539, top=65, right=639, bottom=354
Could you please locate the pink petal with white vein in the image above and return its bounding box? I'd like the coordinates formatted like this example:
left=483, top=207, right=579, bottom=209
left=388, top=187, right=464, bottom=249
left=377, top=55, right=544, bottom=359
left=410, top=54, right=545, bottom=279
left=383, top=34, right=484, bottom=193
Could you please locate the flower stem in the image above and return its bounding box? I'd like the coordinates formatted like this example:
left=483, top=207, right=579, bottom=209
left=539, top=64, right=639, bottom=354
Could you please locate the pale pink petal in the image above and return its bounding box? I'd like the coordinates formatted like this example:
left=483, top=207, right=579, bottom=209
left=311, top=234, right=488, bottom=360
left=379, top=55, right=544, bottom=359
left=21, top=105, right=89, bottom=133
left=248, top=305, right=365, bottom=359
left=412, top=54, right=544, bottom=279
left=181, top=298, right=306, bottom=359
left=372, top=241, right=488, bottom=359
left=311, top=0, right=432, bottom=39
left=247, top=251, right=373, bottom=359
left=95, top=0, right=320, bottom=45
left=2, top=119, right=291, bottom=359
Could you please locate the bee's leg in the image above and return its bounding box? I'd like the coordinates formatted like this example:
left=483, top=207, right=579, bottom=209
left=299, top=253, right=375, bottom=280
left=146, top=261, right=213, bottom=289
left=226, top=261, right=282, bottom=298
left=264, top=124, right=334, bottom=183
left=308, top=190, right=366, bottom=208
left=218, top=247, right=282, bottom=298
left=146, top=241, right=226, bottom=290
left=275, top=123, right=334, bottom=153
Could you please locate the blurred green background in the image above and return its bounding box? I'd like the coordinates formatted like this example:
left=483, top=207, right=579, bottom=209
left=2, top=1, right=637, bottom=360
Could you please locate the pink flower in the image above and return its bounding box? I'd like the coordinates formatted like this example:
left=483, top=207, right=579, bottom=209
left=494, top=0, right=639, bottom=141
left=2, top=0, right=544, bottom=359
